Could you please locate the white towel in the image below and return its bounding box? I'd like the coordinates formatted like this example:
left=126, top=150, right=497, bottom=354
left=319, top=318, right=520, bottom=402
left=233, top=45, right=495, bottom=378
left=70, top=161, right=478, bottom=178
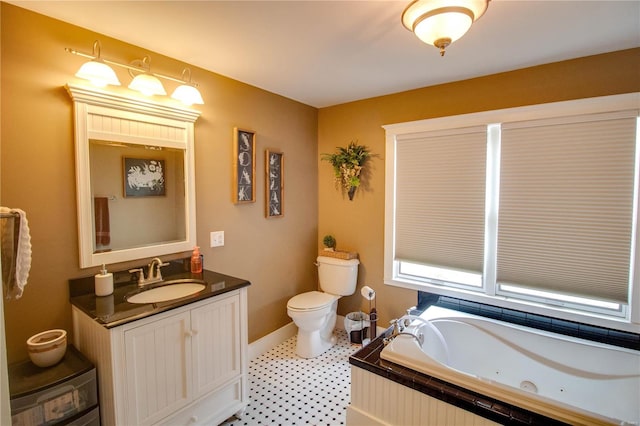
left=1, top=207, right=32, bottom=299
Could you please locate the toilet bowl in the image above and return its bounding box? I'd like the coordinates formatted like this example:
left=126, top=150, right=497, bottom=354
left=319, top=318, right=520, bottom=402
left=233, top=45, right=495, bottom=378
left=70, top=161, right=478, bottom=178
left=287, top=291, right=339, bottom=358
left=287, top=256, right=359, bottom=358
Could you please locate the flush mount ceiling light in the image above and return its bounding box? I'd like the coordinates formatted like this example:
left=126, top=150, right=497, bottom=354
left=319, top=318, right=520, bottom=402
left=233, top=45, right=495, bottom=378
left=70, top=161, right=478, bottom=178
left=128, top=56, right=167, bottom=96
left=402, top=0, right=490, bottom=56
left=66, top=40, right=205, bottom=105
left=74, top=41, right=121, bottom=87
left=171, top=69, right=204, bottom=106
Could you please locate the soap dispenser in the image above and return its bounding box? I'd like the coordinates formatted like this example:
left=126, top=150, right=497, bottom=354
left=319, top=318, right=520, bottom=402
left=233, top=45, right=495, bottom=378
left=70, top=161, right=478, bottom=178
left=95, top=264, right=113, bottom=296
left=191, top=246, right=203, bottom=273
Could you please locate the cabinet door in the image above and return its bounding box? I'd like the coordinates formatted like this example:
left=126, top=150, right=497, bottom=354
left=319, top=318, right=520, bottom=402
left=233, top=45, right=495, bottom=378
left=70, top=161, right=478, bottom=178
left=124, top=311, right=192, bottom=426
left=191, top=293, right=241, bottom=397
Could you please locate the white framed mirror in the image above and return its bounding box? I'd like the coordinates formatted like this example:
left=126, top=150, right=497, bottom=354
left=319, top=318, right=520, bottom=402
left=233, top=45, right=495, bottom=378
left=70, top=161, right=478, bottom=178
left=66, top=84, right=200, bottom=268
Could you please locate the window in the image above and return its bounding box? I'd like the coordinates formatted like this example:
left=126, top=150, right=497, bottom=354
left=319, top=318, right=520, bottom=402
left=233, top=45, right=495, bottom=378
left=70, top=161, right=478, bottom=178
left=395, top=126, right=486, bottom=288
left=496, top=113, right=637, bottom=315
left=384, top=93, right=640, bottom=331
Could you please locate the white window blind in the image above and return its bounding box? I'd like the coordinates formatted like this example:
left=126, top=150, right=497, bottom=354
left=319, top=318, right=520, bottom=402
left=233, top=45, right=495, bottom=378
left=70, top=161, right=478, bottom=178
left=395, top=126, right=487, bottom=274
left=497, top=112, right=638, bottom=303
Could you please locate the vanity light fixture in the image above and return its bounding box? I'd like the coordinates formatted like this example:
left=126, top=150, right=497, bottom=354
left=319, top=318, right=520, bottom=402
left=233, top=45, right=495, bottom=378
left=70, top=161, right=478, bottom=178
left=401, top=0, right=490, bottom=56
left=128, top=56, right=167, bottom=96
left=66, top=40, right=204, bottom=105
left=74, top=41, right=121, bottom=87
left=171, top=69, right=204, bottom=106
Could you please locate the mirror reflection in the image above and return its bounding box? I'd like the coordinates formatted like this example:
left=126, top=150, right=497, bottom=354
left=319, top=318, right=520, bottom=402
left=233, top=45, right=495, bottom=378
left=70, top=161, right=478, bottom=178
left=90, top=141, right=186, bottom=253
left=67, top=83, right=199, bottom=268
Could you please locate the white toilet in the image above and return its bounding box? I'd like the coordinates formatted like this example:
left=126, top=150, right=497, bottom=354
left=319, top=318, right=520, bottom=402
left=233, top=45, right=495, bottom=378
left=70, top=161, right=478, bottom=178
left=287, top=256, right=359, bottom=358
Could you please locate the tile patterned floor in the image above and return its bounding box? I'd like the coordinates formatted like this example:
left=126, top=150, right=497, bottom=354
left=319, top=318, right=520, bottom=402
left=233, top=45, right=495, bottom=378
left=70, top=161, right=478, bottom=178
left=221, top=329, right=361, bottom=426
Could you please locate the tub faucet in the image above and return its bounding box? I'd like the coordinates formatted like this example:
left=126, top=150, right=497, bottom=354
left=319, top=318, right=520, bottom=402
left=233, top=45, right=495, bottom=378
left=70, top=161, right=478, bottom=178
left=390, top=318, right=403, bottom=334
left=399, top=314, right=431, bottom=329
left=384, top=318, right=425, bottom=346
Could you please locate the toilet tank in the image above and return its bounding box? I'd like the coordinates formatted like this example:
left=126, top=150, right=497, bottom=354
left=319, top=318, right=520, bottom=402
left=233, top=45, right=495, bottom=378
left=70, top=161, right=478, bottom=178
left=317, top=256, right=359, bottom=296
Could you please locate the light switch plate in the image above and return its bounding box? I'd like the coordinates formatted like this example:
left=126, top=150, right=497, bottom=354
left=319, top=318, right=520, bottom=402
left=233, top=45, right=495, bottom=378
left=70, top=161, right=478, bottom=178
left=210, top=231, right=224, bottom=247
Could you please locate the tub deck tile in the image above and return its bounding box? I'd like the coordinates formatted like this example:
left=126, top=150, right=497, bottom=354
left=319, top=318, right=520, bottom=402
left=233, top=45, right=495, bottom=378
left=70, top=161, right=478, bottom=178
left=424, top=292, right=640, bottom=351
left=350, top=330, right=570, bottom=426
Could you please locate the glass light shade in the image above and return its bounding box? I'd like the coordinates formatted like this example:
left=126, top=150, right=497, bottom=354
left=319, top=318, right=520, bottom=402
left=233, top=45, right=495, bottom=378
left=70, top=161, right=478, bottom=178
left=128, top=73, right=167, bottom=96
left=75, top=60, right=121, bottom=87
left=171, top=84, right=204, bottom=105
left=402, top=0, right=489, bottom=52
left=414, top=11, right=473, bottom=45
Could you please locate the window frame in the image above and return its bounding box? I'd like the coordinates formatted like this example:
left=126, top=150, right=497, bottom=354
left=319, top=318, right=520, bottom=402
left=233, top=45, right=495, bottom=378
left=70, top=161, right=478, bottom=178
left=383, top=93, right=640, bottom=333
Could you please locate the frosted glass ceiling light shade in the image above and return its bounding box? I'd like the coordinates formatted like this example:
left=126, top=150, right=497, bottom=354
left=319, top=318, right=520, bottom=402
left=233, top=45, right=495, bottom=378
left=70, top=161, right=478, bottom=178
left=414, top=9, right=473, bottom=45
left=402, top=0, right=490, bottom=56
left=74, top=41, right=120, bottom=87
left=171, top=69, right=204, bottom=105
left=128, top=73, right=167, bottom=96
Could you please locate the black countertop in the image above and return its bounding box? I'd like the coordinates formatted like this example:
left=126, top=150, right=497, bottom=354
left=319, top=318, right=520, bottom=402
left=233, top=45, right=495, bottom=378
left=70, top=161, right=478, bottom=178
left=69, top=259, right=250, bottom=328
left=9, top=345, right=95, bottom=399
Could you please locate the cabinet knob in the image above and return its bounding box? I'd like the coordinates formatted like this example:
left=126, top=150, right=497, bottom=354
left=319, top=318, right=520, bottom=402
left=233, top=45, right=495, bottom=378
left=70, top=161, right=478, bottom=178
left=185, top=329, right=198, bottom=337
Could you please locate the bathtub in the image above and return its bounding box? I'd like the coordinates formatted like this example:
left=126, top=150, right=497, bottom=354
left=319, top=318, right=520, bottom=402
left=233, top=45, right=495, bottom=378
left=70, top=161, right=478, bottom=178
left=380, top=306, right=640, bottom=426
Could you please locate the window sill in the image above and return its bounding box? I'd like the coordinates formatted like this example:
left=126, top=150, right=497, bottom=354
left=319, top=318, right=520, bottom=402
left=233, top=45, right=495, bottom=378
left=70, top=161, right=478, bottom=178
left=385, top=278, right=640, bottom=335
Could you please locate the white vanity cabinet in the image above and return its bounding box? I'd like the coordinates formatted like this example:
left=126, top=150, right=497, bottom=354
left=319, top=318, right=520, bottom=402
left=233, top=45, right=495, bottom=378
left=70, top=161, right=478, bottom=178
left=72, top=288, right=248, bottom=426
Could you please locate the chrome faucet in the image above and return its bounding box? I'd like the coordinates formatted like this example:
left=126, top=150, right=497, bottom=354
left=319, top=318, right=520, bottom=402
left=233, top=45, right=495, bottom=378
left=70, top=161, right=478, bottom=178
left=383, top=317, right=425, bottom=346
left=129, top=257, right=170, bottom=287
left=391, top=318, right=403, bottom=335
left=383, top=318, right=403, bottom=345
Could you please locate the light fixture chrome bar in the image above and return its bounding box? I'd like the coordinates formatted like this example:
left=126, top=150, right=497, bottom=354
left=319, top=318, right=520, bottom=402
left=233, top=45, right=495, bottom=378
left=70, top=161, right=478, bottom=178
left=65, top=47, right=200, bottom=88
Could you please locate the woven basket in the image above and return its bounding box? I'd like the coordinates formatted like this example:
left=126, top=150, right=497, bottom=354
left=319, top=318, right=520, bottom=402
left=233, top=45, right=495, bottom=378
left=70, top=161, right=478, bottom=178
left=319, top=249, right=358, bottom=260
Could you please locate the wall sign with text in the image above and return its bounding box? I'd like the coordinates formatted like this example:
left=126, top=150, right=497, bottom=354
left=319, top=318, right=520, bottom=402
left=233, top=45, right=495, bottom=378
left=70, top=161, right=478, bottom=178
left=266, top=149, right=284, bottom=218
left=232, top=128, right=256, bottom=203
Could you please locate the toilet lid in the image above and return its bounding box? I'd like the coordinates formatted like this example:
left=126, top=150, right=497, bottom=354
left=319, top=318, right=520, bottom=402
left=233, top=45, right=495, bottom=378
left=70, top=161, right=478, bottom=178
left=287, top=291, right=337, bottom=311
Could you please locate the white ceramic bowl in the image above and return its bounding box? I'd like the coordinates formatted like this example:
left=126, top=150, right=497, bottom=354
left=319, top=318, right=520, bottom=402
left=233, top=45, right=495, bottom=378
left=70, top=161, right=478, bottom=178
left=27, top=329, right=67, bottom=367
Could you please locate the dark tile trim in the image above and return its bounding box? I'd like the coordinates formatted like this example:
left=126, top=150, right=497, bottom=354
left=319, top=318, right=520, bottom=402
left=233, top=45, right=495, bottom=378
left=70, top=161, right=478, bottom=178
left=418, top=292, right=640, bottom=351
left=356, top=291, right=639, bottom=424
left=349, top=332, right=568, bottom=426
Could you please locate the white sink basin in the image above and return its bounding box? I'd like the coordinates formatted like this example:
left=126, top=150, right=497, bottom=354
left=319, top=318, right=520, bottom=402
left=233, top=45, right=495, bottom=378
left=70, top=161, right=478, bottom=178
left=126, top=280, right=206, bottom=304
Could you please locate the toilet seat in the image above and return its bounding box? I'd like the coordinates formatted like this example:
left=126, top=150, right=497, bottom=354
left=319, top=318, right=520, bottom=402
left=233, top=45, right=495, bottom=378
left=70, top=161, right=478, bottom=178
left=287, top=291, right=337, bottom=312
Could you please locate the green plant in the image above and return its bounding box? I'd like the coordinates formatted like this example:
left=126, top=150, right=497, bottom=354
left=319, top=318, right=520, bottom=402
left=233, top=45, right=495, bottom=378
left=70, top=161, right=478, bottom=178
left=321, top=141, right=371, bottom=200
left=323, top=235, right=336, bottom=249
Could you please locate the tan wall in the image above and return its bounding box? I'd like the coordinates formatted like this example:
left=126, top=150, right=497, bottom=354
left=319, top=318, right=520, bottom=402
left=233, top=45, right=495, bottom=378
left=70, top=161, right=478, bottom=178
left=2, top=3, right=639, bottom=365
left=0, top=4, right=318, bottom=363
left=318, top=48, right=640, bottom=329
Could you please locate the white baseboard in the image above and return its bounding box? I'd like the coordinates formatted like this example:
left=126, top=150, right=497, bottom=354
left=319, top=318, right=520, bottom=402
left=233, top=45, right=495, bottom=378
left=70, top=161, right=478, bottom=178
left=336, top=314, right=346, bottom=330
left=248, top=315, right=385, bottom=361
left=248, top=321, right=297, bottom=361
left=346, top=406, right=387, bottom=426
left=249, top=315, right=347, bottom=361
